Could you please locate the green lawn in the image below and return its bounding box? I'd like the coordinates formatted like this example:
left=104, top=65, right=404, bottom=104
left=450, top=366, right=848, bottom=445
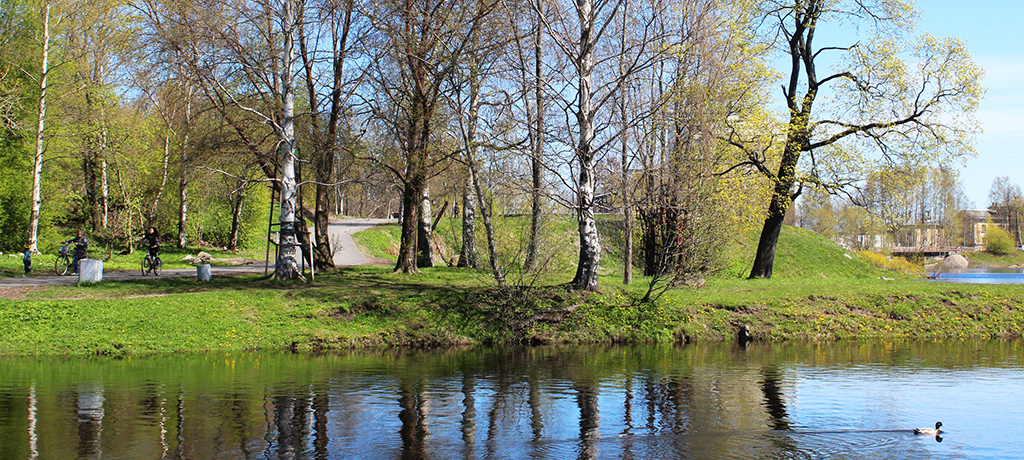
left=965, top=249, right=1024, bottom=267
left=1, top=224, right=1022, bottom=356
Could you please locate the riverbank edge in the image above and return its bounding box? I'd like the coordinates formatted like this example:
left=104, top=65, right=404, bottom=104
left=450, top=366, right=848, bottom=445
left=1, top=269, right=1022, bottom=357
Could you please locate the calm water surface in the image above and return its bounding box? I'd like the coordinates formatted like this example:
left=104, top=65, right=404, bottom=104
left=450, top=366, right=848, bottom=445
left=0, top=341, right=1022, bottom=459
left=932, top=268, right=1024, bottom=284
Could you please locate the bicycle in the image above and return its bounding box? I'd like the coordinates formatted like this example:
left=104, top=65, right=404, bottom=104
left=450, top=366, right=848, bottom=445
left=141, top=252, right=162, bottom=276
left=54, top=244, right=72, bottom=276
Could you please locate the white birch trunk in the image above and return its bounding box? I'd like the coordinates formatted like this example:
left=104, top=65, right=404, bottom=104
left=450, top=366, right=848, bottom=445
left=177, top=137, right=188, bottom=248
left=274, top=0, right=303, bottom=280
left=177, top=93, right=192, bottom=248
left=416, top=184, right=433, bottom=267
left=572, top=0, right=601, bottom=291
left=26, top=1, right=50, bottom=253
left=101, top=157, right=109, bottom=229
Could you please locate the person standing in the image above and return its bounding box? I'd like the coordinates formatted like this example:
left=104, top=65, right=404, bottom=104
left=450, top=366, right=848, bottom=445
left=22, top=246, right=32, bottom=274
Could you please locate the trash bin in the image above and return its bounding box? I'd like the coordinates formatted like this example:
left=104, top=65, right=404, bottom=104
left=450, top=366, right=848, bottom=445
left=196, top=263, right=211, bottom=281
left=79, top=259, right=103, bottom=283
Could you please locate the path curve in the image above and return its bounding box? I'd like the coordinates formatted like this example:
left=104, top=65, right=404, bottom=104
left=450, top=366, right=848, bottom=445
left=0, top=218, right=394, bottom=288
left=328, top=218, right=394, bottom=267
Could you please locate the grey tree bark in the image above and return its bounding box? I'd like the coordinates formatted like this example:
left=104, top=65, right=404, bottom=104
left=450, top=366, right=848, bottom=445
left=524, top=2, right=545, bottom=273
left=457, top=175, right=478, bottom=268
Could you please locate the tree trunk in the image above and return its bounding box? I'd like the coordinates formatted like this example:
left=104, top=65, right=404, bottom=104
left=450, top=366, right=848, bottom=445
left=748, top=137, right=802, bottom=279
left=416, top=184, right=434, bottom=268
left=619, top=0, right=632, bottom=285
left=524, top=5, right=544, bottom=272
left=84, top=151, right=103, bottom=232
left=313, top=181, right=334, bottom=270
left=177, top=145, right=188, bottom=248
left=274, top=0, right=303, bottom=281
left=749, top=197, right=787, bottom=279
left=571, top=0, right=601, bottom=292
left=622, top=161, right=633, bottom=284
left=228, top=182, right=245, bottom=251
left=468, top=148, right=505, bottom=285
left=394, top=49, right=432, bottom=274
left=100, top=157, right=109, bottom=229
left=26, top=1, right=49, bottom=253
left=114, top=164, right=134, bottom=254
left=298, top=1, right=351, bottom=273
left=176, top=91, right=192, bottom=249
left=394, top=179, right=420, bottom=273
left=457, top=175, right=478, bottom=268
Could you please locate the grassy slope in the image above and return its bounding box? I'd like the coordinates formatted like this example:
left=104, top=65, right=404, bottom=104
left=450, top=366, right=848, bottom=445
left=1, top=224, right=1022, bottom=356
left=965, top=250, right=1024, bottom=267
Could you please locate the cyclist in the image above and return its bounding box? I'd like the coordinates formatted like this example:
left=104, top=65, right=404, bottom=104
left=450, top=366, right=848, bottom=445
left=62, top=230, right=89, bottom=274
left=142, top=227, right=161, bottom=262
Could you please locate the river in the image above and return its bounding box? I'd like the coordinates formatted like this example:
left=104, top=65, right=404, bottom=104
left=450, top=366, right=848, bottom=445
left=932, top=268, right=1024, bottom=284
left=0, top=341, right=1021, bottom=459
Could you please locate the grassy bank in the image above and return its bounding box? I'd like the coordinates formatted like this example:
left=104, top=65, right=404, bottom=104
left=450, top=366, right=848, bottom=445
left=1, top=226, right=1022, bottom=356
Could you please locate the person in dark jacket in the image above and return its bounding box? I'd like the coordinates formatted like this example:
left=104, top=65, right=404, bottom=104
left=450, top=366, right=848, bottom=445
left=142, top=227, right=161, bottom=260
left=22, top=245, right=31, bottom=274
left=63, top=230, right=89, bottom=274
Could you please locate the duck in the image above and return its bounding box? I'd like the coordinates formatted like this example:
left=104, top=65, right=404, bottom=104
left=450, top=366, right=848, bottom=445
left=914, top=421, right=943, bottom=435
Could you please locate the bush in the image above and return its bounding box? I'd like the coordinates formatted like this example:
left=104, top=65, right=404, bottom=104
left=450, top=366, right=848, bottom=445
left=985, top=224, right=1014, bottom=256
left=856, top=251, right=924, bottom=276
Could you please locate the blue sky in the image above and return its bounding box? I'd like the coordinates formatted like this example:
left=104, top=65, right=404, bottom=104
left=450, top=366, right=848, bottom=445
left=915, top=0, right=1024, bottom=207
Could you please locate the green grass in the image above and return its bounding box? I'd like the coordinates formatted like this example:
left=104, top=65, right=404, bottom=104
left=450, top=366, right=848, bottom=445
left=2, top=222, right=1023, bottom=356
left=965, top=250, right=1024, bottom=267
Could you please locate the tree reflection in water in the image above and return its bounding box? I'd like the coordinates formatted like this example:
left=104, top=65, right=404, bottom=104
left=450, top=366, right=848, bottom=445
left=1, top=341, right=1021, bottom=459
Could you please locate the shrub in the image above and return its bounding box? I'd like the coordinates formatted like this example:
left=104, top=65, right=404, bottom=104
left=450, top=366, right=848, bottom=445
left=985, top=224, right=1014, bottom=256
left=856, top=251, right=924, bottom=276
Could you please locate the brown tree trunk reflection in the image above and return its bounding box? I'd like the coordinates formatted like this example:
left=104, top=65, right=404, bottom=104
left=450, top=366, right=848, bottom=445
left=760, top=366, right=790, bottom=431
left=273, top=395, right=298, bottom=460
left=313, top=385, right=330, bottom=460
left=460, top=374, right=477, bottom=460
left=398, top=379, right=427, bottom=460
left=575, top=382, right=599, bottom=460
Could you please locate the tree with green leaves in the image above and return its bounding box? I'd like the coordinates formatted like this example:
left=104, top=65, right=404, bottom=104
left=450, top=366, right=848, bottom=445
left=727, top=0, right=983, bottom=279
left=987, top=176, right=1023, bottom=246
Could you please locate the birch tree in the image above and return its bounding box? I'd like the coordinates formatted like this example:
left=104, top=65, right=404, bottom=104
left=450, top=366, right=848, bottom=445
left=539, top=0, right=666, bottom=291
left=273, top=0, right=304, bottom=280
left=25, top=0, right=54, bottom=253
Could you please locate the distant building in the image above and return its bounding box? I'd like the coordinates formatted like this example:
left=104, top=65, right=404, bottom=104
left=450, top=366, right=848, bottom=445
left=961, top=210, right=992, bottom=247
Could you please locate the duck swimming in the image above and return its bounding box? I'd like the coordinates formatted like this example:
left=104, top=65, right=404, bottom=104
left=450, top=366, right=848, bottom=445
left=914, top=421, right=943, bottom=435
